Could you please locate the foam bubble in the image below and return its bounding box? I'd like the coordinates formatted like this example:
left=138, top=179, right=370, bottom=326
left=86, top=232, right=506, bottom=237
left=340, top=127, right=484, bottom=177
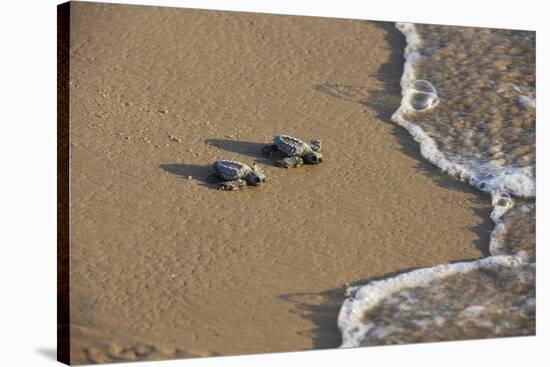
left=406, top=80, right=439, bottom=111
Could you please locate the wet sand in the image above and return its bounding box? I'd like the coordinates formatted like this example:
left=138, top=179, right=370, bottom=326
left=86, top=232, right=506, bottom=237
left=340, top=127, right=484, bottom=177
left=67, top=2, right=494, bottom=363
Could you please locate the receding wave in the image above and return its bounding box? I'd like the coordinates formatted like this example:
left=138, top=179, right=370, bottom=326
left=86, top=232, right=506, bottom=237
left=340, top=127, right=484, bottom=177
left=338, top=22, right=536, bottom=347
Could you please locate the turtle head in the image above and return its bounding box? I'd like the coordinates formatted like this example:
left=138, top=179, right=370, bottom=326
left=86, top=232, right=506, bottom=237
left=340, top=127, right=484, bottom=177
left=245, top=163, right=266, bottom=186
left=303, top=151, right=323, bottom=164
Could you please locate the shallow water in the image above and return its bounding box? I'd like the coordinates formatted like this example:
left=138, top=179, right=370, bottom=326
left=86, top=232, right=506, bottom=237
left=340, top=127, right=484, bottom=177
left=338, top=23, right=536, bottom=347
left=356, top=264, right=535, bottom=346
left=341, top=258, right=535, bottom=347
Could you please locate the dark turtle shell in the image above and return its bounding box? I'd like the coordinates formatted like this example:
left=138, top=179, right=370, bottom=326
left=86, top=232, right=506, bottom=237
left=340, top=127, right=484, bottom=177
left=214, top=160, right=252, bottom=181
left=274, top=134, right=312, bottom=157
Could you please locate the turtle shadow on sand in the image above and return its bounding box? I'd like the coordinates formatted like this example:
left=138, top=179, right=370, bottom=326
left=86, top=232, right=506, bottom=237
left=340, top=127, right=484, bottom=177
left=160, top=163, right=220, bottom=190
left=204, top=138, right=278, bottom=166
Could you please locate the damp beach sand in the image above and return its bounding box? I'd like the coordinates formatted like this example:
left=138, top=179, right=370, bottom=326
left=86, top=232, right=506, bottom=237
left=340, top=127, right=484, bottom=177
left=67, top=2, right=496, bottom=363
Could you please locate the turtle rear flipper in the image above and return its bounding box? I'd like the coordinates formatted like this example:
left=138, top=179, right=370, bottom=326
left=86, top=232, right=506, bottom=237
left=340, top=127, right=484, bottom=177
left=276, top=156, right=304, bottom=168
left=219, top=179, right=248, bottom=191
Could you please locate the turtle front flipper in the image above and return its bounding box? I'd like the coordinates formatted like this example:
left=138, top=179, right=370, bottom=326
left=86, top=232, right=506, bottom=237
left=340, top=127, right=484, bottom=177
left=310, top=139, right=322, bottom=152
left=276, top=156, right=304, bottom=168
left=219, top=179, right=248, bottom=191
left=262, top=144, right=278, bottom=157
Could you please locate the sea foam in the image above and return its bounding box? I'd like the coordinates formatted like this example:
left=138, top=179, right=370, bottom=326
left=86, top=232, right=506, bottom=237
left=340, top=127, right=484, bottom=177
left=338, top=255, right=525, bottom=347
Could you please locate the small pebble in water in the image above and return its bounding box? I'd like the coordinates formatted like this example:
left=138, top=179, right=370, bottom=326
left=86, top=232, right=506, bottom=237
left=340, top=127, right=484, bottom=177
left=518, top=95, right=535, bottom=109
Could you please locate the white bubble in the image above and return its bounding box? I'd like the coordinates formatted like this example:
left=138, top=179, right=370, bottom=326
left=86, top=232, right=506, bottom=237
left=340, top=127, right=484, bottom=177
left=406, top=79, right=439, bottom=111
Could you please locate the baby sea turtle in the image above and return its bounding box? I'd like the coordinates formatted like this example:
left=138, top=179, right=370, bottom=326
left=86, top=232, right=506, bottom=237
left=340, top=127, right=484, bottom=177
left=262, top=134, right=323, bottom=168
left=209, top=160, right=266, bottom=190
